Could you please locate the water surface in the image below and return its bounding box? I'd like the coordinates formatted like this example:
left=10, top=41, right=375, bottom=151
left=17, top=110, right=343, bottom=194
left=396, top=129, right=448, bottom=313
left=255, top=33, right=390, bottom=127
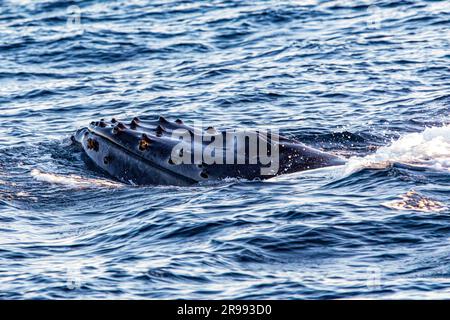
left=0, top=0, right=449, bottom=299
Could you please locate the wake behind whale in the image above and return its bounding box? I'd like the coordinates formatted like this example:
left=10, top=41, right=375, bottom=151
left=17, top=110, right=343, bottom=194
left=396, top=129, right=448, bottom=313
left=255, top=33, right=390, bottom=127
left=340, top=124, right=450, bottom=177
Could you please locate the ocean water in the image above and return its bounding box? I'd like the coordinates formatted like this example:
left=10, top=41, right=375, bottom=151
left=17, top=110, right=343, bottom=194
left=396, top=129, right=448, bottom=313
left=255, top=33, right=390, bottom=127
left=0, top=0, right=449, bottom=299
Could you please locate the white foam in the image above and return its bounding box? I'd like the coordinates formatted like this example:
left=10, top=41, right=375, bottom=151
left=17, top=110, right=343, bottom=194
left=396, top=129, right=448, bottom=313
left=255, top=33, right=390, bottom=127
left=382, top=190, right=447, bottom=213
left=30, top=169, right=123, bottom=189
left=340, top=125, right=450, bottom=177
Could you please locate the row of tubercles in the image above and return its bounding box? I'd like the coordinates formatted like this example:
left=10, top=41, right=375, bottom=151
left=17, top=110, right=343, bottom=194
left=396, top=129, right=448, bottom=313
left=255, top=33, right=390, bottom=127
left=92, top=117, right=185, bottom=132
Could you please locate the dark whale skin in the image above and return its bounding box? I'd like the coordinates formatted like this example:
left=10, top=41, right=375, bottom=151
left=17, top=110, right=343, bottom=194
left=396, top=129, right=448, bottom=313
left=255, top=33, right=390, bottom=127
left=72, top=116, right=345, bottom=186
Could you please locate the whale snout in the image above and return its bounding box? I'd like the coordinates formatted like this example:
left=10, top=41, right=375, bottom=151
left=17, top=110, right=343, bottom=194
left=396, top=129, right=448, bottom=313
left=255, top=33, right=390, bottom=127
left=71, top=127, right=88, bottom=144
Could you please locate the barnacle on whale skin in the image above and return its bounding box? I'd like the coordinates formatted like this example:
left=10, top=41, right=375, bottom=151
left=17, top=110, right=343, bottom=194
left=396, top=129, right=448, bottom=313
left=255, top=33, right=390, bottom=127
left=86, top=138, right=99, bottom=151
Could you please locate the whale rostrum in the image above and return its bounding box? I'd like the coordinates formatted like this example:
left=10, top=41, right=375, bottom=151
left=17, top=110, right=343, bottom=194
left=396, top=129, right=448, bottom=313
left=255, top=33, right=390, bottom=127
left=72, top=116, right=345, bottom=186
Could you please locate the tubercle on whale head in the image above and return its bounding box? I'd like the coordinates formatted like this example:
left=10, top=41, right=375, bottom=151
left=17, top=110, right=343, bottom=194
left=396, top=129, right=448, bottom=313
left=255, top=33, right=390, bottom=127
left=138, top=133, right=152, bottom=151
left=158, top=116, right=168, bottom=124
left=87, top=138, right=99, bottom=151
left=112, top=122, right=126, bottom=134
left=155, top=125, right=165, bottom=137
left=129, top=117, right=140, bottom=129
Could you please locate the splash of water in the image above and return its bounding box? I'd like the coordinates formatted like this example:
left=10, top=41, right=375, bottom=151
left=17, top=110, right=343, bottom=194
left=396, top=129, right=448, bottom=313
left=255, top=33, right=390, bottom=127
left=341, top=125, right=450, bottom=176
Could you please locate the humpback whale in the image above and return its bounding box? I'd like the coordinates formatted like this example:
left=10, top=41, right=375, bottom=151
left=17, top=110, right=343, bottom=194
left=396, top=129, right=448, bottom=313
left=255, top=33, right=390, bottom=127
left=72, top=116, right=345, bottom=186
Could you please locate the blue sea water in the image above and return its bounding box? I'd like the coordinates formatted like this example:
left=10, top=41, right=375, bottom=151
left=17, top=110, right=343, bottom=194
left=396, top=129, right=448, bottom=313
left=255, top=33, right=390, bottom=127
left=0, top=0, right=449, bottom=299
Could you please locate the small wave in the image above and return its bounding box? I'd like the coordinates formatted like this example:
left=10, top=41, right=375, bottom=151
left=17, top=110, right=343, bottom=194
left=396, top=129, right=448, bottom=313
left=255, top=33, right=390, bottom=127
left=339, top=125, right=450, bottom=177
left=30, top=169, right=123, bottom=189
